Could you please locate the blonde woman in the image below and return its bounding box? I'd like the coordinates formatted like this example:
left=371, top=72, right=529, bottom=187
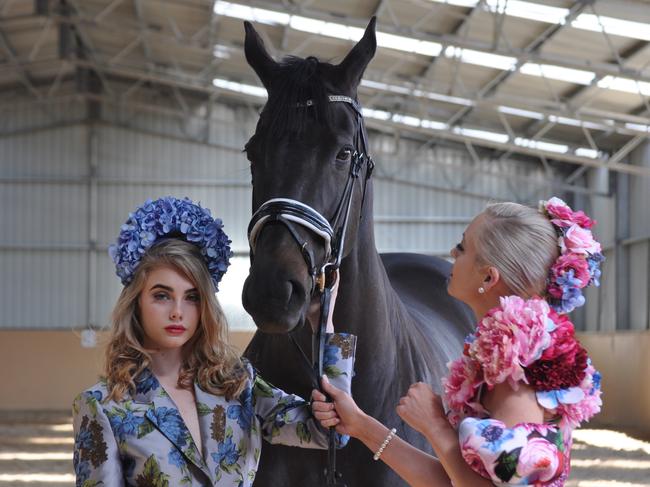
left=313, top=199, right=603, bottom=487
left=72, top=196, right=355, bottom=486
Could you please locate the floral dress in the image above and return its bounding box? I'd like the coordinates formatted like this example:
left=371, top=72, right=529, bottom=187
left=443, top=297, right=601, bottom=486
left=72, top=333, right=356, bottom=487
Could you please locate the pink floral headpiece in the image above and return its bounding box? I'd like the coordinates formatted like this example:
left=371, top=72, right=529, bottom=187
left=539, top=197, right=604, bottom=314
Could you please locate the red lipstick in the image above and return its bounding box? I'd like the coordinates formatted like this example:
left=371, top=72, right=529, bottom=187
left=165, top=325, right=186, bottom=335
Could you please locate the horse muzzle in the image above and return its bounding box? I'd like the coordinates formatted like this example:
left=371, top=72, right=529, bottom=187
left=242, top=224, right=315, bottom=333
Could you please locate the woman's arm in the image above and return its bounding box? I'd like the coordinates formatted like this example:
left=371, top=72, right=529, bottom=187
left=401, top=382, right=563, bottom=487
left=313, top=379, right=492, bottom=487
left=253, top=332, right=356, bottom=449
left=355, top=414, right=453, bottom=486
left=72, top=391, right=125, bottom=487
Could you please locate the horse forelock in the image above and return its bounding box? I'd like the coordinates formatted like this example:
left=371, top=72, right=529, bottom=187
left=254, top=56, right=343, bottom=144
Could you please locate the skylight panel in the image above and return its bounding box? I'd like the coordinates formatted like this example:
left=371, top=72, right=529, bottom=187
left=575, top=148, right=601, bottom=159
left=213, top=78, right=268, bottom=98
left=366, top=109, right=450, bottom=131
left=498, top=106, right=545, bottom=119
left=427, top=0, right=568, bottom=24
left=213, top=1, right=642, bottom=97
left=520, top=63, right=596, bottom=85
left=548, top=115, right=582, bottom=127
left=212, top=44, right=232, bottom=59
left=454, top=127, right=510, bottom=143
left=290, top=16, right=366, bottom=41
left=445, top=46, right=517, bottom=70
left=428, top=0, right=650, bottom=42
left=421, top=119, right=449, bottom=130
left=362, top=108, right=391, bottom=120
left=625, top=123, right=650, bottom=133
left=289, top=16, right=327, bottom=35
left=214, top=1, right=289, bottom=25
left=428, top=0, right=478, bottom=7
left=598, top=76, right=650, bottom=96
left=572, top=14, right=650, bottom=42
left=361, top=80, right=411, bottom=95
left=514, top=137, right=568, bottom=153
left=392, top=114, right=422, bottom=127
left=414, top=89, right=474, bottom=106
left=487, top=0, right=568, bottom=24
left=415, top=41, right=444, bottom=57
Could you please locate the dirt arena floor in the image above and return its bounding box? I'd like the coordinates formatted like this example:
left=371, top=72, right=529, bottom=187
left=0, top=412, right=648, bottom=486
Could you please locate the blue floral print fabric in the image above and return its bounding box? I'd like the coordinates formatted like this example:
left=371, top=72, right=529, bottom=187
left=72, top=333, right=356, bottom=486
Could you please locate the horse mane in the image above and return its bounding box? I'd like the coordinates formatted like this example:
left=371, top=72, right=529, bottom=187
left=257, top=56, right=337, bottom=143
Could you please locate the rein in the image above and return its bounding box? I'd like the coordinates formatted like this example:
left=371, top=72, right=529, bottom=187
left=247, top=95, right=374, bottom=487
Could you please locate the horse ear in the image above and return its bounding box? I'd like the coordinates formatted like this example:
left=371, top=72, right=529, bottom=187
left=336, top=17, right=377, bottom=91
left=244, top=21, right=277, bottom=89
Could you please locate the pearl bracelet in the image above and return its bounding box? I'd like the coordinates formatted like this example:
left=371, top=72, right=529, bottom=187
left=373, top=427, right=397, bottom=461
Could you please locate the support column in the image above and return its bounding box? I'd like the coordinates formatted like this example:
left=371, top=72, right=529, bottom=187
left=629, top=141, right=650, bottom=331
left=615, top=172, right=630, bottom=330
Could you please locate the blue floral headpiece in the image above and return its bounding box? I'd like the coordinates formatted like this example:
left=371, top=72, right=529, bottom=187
left=108, top=197, right=232, bottom=290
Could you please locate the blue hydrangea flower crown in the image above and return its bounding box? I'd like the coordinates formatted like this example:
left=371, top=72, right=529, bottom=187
left=108, top=197, right=232, bottom=290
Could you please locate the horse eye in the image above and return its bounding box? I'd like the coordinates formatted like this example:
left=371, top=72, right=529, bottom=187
left=336, top=148, right=353, bottom=163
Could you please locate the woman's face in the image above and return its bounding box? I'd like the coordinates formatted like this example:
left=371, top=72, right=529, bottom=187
left=138, top=265, right=201, bottom=351
left=447, top=213, right=488, bottom=306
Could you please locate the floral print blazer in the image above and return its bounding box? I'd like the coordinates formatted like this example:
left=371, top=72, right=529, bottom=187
left=73, top=333, right=356, bottom=487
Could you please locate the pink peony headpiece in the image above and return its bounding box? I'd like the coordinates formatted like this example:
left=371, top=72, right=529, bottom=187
left=539, top=197, right=604, bottom=314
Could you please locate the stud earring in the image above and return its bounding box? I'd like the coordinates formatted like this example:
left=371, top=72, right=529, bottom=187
left=478, top=287, right=485, bottom=294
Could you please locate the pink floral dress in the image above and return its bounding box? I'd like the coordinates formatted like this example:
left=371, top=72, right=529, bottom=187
left=443, top=296, right=602, bottom=486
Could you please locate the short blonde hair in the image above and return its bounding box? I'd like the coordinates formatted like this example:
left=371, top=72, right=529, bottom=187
left=104, top=239, right=247, bottom=402
left=475, top=202, right=559, bottom=297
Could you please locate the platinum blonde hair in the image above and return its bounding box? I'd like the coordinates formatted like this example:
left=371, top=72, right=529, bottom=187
left=475, top=202, right=559, bottom=298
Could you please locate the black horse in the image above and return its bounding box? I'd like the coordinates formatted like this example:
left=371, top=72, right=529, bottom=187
left=241, top=18, right=475, bottom=487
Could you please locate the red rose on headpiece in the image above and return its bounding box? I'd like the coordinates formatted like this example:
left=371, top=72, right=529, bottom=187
left=525, top=312, right=588, bottom=391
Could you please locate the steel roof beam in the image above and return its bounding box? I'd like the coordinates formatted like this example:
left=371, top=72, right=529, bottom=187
left=444, top=1, right=589, bottom=129
left=3, top=2, right=646, bottom=85
left=235, top=0, right=650, bottom=83
left=64, top=69, right=650, bottom=175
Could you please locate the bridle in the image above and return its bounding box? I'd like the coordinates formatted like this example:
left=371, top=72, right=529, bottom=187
left=248, top=95, right=374, bottom=295
left=247, top=95, right=374, bottom=487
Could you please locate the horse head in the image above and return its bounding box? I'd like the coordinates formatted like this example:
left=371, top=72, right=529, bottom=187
left=242, top=19, right=377, bottom=334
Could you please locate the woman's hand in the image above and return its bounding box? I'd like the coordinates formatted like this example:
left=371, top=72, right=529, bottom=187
left=311, top=375, right=365, bottom=437
left=307, top=269, right=340, bottom=333
left=396, top=382, right=450, bottom=437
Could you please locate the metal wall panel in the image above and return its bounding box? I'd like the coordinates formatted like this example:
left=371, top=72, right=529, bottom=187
left=0, top=183, right=89, bottom=245
left=1, top=100, right=624, bottom=333
left=1, top=116, right=92, bottom=329
left=0, top=251, right=88, bottom=329
left=96, top=125, right=246, bottom=181
left=0, top=97, right=85, bottom=135
left=1, top=125, right=88, bottom=177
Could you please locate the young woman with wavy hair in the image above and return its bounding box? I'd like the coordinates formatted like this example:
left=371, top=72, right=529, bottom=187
left=72, top=196, right=356, bottom=486
left=104, top=238, right=247, bottom=405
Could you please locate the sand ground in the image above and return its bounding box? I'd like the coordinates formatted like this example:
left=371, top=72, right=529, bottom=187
left=0, top=411, right=648, bottom=486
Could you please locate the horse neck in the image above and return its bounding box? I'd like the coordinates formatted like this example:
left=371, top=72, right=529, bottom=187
left=336, top=200, right=406, bottom=367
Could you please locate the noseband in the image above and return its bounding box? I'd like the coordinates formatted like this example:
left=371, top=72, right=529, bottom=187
left=246, top=95, right=374, bottom=487
left=247, top=95, right=374, bottom=294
